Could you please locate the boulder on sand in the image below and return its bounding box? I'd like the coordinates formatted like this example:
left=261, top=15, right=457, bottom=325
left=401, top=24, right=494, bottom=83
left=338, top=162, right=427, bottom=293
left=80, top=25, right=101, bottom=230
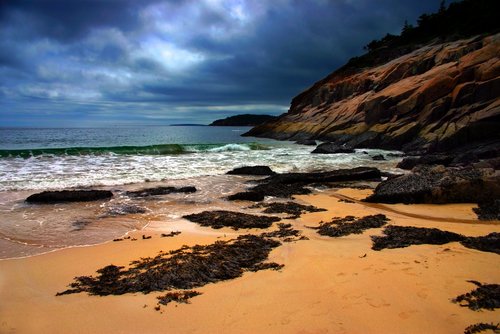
left=364, top=166, right=500, bottom=204
left=26, top=190, right=113, bottom=204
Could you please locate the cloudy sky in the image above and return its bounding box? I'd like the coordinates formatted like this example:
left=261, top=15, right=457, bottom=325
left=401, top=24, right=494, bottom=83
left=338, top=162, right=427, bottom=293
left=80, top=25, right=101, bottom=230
left=0, top=0, right=443, bottom=127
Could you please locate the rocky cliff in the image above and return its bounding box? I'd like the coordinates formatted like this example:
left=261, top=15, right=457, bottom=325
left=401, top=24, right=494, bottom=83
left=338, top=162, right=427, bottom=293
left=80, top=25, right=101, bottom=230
left=244, top=33, right=500, bottom=154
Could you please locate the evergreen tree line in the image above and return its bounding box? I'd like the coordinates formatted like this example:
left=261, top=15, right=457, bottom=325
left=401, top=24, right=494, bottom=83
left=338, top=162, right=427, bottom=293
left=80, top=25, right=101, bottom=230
left=364, top=0, right=500, bottom=52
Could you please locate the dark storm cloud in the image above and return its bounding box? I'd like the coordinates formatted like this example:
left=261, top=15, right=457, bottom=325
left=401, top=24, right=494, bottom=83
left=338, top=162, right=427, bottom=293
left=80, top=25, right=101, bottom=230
left=0, top=0, right=444, bottom=126
left=0, top=0, right=156, bottom=41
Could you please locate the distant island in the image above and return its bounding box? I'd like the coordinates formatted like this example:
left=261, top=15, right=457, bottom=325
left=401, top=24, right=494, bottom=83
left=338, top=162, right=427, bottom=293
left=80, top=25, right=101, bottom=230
left=169, top=124, right=206, bottom=126
left=209, top=114, right=277, bottom=126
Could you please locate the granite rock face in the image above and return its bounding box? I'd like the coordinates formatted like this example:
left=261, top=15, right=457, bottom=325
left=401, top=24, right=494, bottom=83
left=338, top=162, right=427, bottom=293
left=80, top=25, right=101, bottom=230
left=245, top=34, right=500, bottom=154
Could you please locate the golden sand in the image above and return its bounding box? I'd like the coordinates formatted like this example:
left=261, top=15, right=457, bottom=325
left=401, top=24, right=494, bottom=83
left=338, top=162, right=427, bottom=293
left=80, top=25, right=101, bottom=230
left=1, top=188, right=499, bottom=334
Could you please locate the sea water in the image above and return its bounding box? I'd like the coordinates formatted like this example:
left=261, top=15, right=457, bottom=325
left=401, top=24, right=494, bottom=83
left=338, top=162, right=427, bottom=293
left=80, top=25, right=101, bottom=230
left=0, top=126, right=403, bottom=259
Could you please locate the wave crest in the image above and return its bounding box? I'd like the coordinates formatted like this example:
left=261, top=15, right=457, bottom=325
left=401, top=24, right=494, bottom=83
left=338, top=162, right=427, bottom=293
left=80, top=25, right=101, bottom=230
left=0, top=142, right=268, bottom=158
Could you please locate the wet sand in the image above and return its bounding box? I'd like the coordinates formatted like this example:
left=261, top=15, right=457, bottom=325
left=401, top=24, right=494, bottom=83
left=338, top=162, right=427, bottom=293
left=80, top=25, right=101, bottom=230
left=1, top=188, right=499, bottom=334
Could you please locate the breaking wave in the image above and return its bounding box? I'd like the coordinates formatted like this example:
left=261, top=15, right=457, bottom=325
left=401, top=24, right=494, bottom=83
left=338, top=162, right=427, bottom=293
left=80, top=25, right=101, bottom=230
left=0, top=142, right=269, bottom=158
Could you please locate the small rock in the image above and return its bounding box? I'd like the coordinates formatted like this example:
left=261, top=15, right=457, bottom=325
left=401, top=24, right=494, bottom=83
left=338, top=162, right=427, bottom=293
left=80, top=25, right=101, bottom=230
left=226, top=166, right=275, bottom=176
left=396, top=154, right=454, bottom=169
left=126, top=186, right=196, bottom=198
left=227, top=191, right=265, bottom=202
left=371, top=154, right=386, bottom=161
left=26, top=190, right=113, bottom=204
left=295, top=139, right=317, bottom=146
left=311, top=142, right=355, bottom=154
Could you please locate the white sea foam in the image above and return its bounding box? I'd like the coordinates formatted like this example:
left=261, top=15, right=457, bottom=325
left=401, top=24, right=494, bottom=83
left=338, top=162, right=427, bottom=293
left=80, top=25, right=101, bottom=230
left=207, top=143, right=251, bottom=152
left=0, top=144, right=403, bottom=191
left=0, top=127, right=406, bottom=259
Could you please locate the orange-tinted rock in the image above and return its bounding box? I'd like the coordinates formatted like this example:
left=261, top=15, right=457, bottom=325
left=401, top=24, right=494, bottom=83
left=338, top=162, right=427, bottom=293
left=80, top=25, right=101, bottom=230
left=245, top=34, right=500, bottom=154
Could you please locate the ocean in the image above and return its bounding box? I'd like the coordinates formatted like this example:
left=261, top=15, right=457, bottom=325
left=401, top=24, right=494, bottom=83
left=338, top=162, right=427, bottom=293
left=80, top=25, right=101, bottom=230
left=0, top=126, right=403, bottom=259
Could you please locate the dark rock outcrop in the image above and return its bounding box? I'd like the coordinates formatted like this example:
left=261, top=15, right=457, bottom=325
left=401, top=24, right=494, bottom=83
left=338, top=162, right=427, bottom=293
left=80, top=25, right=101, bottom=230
left=397, top=141, right=500, bottom=169
left=183, top=210, right=280, bottom=230
left=295, top=139, right=317, bottom=146
left=371, top=154, right=386, bottom=161
left=311, top=142, right=355, bottom=154
left=26, top=190, right=113, bottom=204
left=397, top=154, right=455, bottom=169
left=364, top=166, right=500, bottom=204
left=227, top=191, right=265, bottom=202
left=209, top=114, right=277, bottom=126
left=244, top=33, right=500, bottom=156
left=473, top=157, right=500, bottom=170
left=226, top=166, right=276, bottom=176
left=228, top=167, right=381, bottom=201
left=126, top=186, right=196, bottom=198
left=261, top=167, right=381, bottom=185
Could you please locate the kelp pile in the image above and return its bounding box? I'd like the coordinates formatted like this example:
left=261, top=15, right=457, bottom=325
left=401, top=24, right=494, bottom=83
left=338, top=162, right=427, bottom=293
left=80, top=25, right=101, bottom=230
left=251, top=201, right=326, bottom=218
left=183, top=210, right=280, bottom=230
left=371, top=226, right=500, bottom=254
left=453, top=281, right=500, bottom=311
left=311, top=214, right=389, bottom=237
left=57, top=234, right=282, bottom=297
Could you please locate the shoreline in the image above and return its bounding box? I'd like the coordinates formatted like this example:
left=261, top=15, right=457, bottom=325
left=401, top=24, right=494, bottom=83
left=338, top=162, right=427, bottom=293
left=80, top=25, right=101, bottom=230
left=1, top=186, right=498, bottom=333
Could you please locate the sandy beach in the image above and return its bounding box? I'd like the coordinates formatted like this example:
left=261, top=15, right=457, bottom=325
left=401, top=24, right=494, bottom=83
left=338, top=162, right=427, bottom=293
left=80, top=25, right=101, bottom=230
left=2, top=0, right=499, bottom=332
left=1, top=187, right=498, bottom=334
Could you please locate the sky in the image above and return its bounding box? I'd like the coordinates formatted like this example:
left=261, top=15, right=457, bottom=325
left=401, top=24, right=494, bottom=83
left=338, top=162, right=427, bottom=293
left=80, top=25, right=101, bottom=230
left=0, top=0, right=443, bottom=127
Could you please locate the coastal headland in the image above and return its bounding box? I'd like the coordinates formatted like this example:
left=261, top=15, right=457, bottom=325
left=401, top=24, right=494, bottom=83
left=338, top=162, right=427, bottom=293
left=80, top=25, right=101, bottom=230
left=1, top=1, right=499, bottom=333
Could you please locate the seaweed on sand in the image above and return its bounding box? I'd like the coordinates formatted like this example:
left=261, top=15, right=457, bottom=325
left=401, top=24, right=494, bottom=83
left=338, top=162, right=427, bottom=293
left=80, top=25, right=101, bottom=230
left=371, top=226, right=500, bottom=255
left=182, top=210, right=280, bottom=230
left=261, top=223, right=309, bottom=242
left=157, top=290, right=202, bottom=306
left=312, top=214, right=389, bottom=237
left=461, top=233, right=500, bottom=255
left=463, top=322, right=499, bottom=334
left=453, top=280, right=500, bottom=311
left=371, top=225, right=464, bottom=250
left=56, top=234, right=282, bottom=297
left=161, top=231, right=181, bottom=238
left=250, top=201, right=326, bottom=218
left=473, top=199, right=500, bottom=221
